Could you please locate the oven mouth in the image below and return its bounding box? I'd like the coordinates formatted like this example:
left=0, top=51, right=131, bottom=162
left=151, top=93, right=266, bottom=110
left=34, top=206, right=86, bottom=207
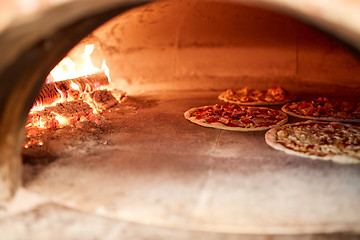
left=1, top=0, right=360, bottom=236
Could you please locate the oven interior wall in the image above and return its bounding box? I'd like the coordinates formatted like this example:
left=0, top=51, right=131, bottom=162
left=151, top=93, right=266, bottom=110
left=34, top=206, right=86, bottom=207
left=71, top=0, right=360, bottom=95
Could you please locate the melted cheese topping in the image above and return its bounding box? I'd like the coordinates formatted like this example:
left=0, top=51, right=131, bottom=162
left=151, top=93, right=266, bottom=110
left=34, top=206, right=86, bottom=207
left=190, top=104, right=286, bottom=128
left=276, top=122, right=360, bottom=159
left=283, top=98, right=360, bottom=120
left=219, top=86, right=295, bottom=104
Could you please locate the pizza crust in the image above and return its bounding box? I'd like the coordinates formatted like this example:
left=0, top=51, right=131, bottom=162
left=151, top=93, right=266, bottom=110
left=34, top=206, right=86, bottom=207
left=265, top=121, right=360, bottom=164
left=184, top=105, right=288, bottom=132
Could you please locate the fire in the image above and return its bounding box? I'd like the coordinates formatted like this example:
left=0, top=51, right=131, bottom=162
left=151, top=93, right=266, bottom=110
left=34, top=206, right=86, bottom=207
left=47, top=57, right=76, bottom=82
left=25, top=43, right=126, bottom=150
left=54, top=114, right=70, bottom=126
left=27, top=44, right=115, bottom=129
left=70, top=82, right=80, bottom=91
left=46, top=44, right=110, bottom=83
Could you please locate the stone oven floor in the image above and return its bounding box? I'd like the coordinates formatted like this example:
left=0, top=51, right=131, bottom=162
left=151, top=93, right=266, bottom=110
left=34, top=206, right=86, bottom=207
left=1, top=90, right=360, bottom=239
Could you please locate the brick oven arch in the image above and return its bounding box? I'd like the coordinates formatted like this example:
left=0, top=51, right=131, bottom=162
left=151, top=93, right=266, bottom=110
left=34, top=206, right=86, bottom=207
left=0, top=0, right=360, bottom=203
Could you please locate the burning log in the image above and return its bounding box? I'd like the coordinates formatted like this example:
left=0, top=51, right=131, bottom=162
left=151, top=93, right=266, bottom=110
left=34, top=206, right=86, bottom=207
left=27, top=70, right=126, bottom=131
left=89, top=89, right=124, bottom=112
left=33, top=72, right=109, bottom=107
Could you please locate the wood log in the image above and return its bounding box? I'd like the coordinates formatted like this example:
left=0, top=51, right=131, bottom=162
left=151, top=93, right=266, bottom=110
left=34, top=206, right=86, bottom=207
left=33, top=72, right=109, bottom=107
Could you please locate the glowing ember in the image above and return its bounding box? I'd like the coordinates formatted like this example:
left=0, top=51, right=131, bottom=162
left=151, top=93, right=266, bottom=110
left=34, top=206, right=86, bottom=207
left=54, top=114, right=70, bottom=126
left=24, top=139, right=44, bottom=149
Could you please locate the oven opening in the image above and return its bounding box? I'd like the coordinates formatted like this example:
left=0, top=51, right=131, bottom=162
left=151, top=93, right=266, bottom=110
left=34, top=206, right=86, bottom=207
left=1, top=0, right=360, bottom=238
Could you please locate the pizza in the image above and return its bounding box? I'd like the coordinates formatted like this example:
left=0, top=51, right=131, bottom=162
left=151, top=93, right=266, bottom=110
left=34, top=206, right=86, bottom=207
left=184, top=104, right=288, bottom=131
left=218, top=86, right=296, bottom=105
left=282, top=97, right=360, bottom=122
left=265, top=120, right=360, bottom=164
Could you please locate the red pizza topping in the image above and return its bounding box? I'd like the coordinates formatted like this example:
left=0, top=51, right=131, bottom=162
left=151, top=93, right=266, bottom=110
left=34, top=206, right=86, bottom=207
left=219, top=86, right=296, bottom=105
left=189, top=104, right=286, bottom=128
left=283, top=97, right=360, bottom=121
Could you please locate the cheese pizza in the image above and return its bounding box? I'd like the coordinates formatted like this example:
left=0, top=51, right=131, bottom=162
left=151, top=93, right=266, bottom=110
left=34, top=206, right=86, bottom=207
left=265, top=120, right=360, bottom=164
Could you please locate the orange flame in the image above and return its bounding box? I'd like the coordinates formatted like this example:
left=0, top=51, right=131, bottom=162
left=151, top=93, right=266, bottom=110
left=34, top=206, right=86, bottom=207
left=28, top=44, right=111, bottom=130
left=46, top=44, right=110, bottom=83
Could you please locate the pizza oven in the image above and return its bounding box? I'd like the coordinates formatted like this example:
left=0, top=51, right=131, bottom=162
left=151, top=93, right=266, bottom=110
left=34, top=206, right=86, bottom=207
left=0, top=0, right=360, bottom=238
